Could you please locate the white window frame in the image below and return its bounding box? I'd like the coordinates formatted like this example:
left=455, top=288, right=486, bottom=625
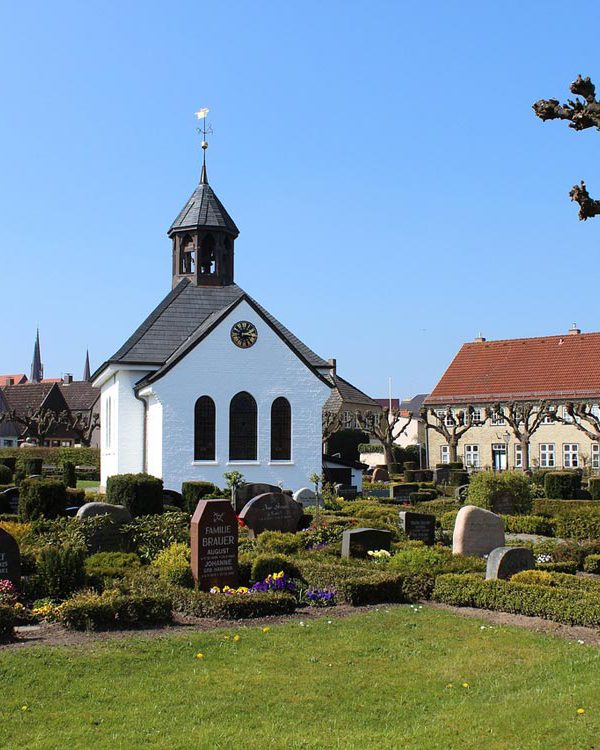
left=491, top=412, right=506, bottom=426
left=563, top=443, right=579, bottom=468
left=592, top=443, right=600, bottom=470
left=542, top=405, right=557, bottom=425
left=471, top=408, right=482, bottom=425
left=464, top=444, right=480, bottom=468
left=106, top=396, right=112, bottom=450
left=514, top=444, right=523, bottom=469
left=440, top=445, right=450, bottom=464
left=539, top=443, right=555, bottom=468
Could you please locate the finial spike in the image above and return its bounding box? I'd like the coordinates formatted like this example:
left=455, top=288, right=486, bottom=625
left=200, top=161, right=208, bottom=184
left=195, top=107, right=212, bottom=185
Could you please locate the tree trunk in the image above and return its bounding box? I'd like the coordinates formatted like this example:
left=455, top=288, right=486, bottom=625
left=520, top=438, right=529, bottom=472
left=383, top=443, right=394, bottom=471
left=448, top=440, right=458, bottom=463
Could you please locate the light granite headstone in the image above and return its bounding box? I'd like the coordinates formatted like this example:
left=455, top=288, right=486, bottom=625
left=452, top=505, right=505, bottom=557
left=76, top=502, right=132, bottom=552
left=486, top=546, right=535, bottom=580
left=293, top=487, right=317, bottom=507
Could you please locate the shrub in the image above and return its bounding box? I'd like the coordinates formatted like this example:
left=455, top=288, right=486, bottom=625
left=19, top=478, right=66, bottom=520
left=151, top=542, right=193, bottom=587
left=251, top=555, right=301, bottom=583
left=412, top=498, right=459, bottom=518
left=36, top=544, right=86, bottom=599
left=389, top=544, right=485, bottom=576
left=123, top=512, right=190, bottom=562
left=409, top=491, right=437, bottom=503
left=511, top=570, right=600, bottom=594
left=24, top=458, right=43, bottom=476
left=0, top=465, right=12, bottom=484
left=66, top=487, right=86, bottom=506
left=0, top=457, right=16, bottom=473
left=433, top=573, right=600, bottom=627
left=0, top=604, right=15, bottom=640
left=553, top=512, right=600, bottom=541
left=503, top=515, right=556, bottom=536
left=255, top=531, right=302, bottom=555
left=171, top=589, right=297, bottom=619
left=588, top=477, right=600, bottom=501
left=467, top=471, right=532, bottom=514
left=62, top=461, right=77, bottom=488
left=181, top=481, right=222, bottom=512
left=544, top=471, right=581, bottom=500
left=449, top=470, right=469, bottom=487
left=106, top=473, right=164, bottom=517
left=59, top=591, right=172, bottom=630
left=533, top=498, right=600, bottom=516
left=84, top=552, right=141, bottom=579
left=536, top=561, right=578, bottom=574
left=584, top=554, right=600, bottom=574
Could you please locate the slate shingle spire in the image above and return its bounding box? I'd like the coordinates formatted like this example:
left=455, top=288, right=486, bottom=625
left=30, top=329, right=43, bottom=383
left=83, top=350, right=91, bottom=382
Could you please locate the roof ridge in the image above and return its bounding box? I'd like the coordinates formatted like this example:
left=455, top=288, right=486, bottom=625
left=464, top=331, right=600, bottom=346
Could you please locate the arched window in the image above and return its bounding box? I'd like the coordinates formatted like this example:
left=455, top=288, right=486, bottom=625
left=200, top=234, right=216, bottom=275
left=194, top=396, right=215, bottom=461
left=229, top=391, right=257, bottom=460
left=271, top=397, right=291, bottom=460
left=180, top=235, right=195, bottom=274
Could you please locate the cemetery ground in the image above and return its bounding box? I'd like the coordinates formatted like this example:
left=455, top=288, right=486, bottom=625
left=1, top=605, right=599, bottom=750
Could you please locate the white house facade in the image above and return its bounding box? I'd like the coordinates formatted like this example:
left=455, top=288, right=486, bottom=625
left=93, top=152, right=373, bottom=495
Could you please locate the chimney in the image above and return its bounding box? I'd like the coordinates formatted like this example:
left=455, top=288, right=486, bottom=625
left=474, top=332, right=486, bottom=343
left=568, top=323, right=581, bottom=335
left=7, top=378, right=13, bottom=386
left=64, top=373, right=73, bottom=384
left=328, top=358, right=337, bottom=376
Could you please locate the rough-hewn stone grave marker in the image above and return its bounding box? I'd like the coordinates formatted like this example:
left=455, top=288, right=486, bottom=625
left=76, top=502, right=132, bottom=552
left=191, top=499, right=238, bottom=591
left=0, top=527, right=20, bottom=588
left=341, top=527, right=392, bottom=558
left=372, top=467, right=390, bottom=482
left=486, top=546, right=535, bottom=580
left=452, top=505, right=505, bottom=557
left=238, top=492, right=303, bottom=537
left=399, top=511, right=435, bottom=545
left=234, top=483, right=281, bottom=513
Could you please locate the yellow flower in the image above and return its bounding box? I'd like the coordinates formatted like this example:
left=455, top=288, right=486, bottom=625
left=577, top=708, right=586, bottom=715
left=210, top=587, right=220, bottom=594
left=195, top=652, right=205, bottom=660
left=262, top=626, right=271, bottom=633
left=446, top=684, right=454, bottom=689
left=462, top=682, right=469, bottom=689
left=273, top=571, right=284, bottom=580
left=223, top=635, right=230, bottom=640
left=21, top=705, right=28, bottom=711
left=237, top=587, right=249, bottom=594
left=233, top=634, right=241, bottom=642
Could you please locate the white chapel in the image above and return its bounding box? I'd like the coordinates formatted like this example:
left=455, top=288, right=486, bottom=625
left=93, top=145, right=376, bottom=492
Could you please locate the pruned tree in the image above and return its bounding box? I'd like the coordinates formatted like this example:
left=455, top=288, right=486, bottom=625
left=533, top=74, right=600, bottom=220
left=355, top=408, right=412, bottom=470
left=484, top=401, right=552, bottom=470
left=554, top=401, right=600, bottom=440
left=56, top=410, right=100, bottom=447
left=421, top=406, right=480, bottom=463
left=0, top=407, right=59, bottom=443
left=322, top=409, right=343, bottom=449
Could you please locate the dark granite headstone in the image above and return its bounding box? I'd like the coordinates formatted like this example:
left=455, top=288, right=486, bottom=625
left=238, top=492, right=303, bottom=538
left=486, top=546, right=535, bottom=580
left=191, top=499, right=238, bottom=591
left=372, top=467, right=390, bottom=483
left=1, top=487, right=19, bottom=514
left=399, top=511, right=436, bottom=545
left=163, top=489, right=183, bottom=509
left=390, top=484, right=417, bottom=501
left=433, top=466, right=450, bottom=484
left=335, top=484, right=358, bottom=500
left=368, top=488, right=391, bottom=499
left=76, top=502, right=133, bottom=552
left=491, top=490, right=515, bottom=516
left=234, top=483, right=281, bottom=513
left=0, top=528, right=20, bottom=588
left=341, top=527, right=392, bottom=558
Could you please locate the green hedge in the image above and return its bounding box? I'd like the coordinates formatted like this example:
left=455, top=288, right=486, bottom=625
left=533, top=499, right=600, bottom=516
left=409, top=491, right=437, bottom=503
left=511, top=569, right=600, bottom=594
left=0, top=457, right=16, bottom=473
left=62, top=461, right=76, bottom=488
left=589, top=477, right=600, bottom=501
left=536, top=561, right=578, bottom=574
left=36, top=544, right=87, bottom=599
left=503, top=515, right=556, bottom=536
left=433, top=573, right=600, bottom=627
left=85, top=552, right=141, bottom=579
left=0, top=447, right=100, bottom=471
left=467, top=471, right=532, bottom=514
left=171, top=589, right=297, bottom=619
left=0, top=465, right=12, bottom=484
left=544, top=471, right=581, bottom=500
left=151, top=543, right=193, bottom=587
left=19, top=478, right=66, bottom=520
left=123, top=512, right=191, bottom=562
left=553, top=512, right=600, bottom=541
left=181, top=481, right=222, bottom=512
left=583, top=554, right=600, bottom=574
left=59, top=591, right=172, bottom=630
left=412, top=498, right=459, bottom=518
left=24, top=458, right=43, bottom=476
left=106, top=473, right=164, bottom=517
left=251, top=554, right=301, bottom=583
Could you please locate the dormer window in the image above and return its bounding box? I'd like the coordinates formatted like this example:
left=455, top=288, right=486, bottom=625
left=180, top=236, right=195, bottom=274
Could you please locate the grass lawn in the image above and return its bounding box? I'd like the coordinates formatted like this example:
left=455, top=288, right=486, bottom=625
left=75, top=480, right=99, bottom=490
left=0, top=606, right=598, bottom=750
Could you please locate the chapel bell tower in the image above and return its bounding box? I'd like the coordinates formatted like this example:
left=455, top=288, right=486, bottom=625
left=168, top=136, right=239, bottom=288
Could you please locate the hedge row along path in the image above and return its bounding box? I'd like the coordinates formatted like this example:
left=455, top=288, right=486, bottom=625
left=2, top=601, right=599, bottom=650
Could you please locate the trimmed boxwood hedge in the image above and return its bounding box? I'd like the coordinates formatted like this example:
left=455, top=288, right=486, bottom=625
left=553, top=512, right=600, bottom=541
left=171, top=589, right=297, bottom=619
left=0, top=457, right=16, bottom=473
left=181, top=481, right=221, bottom=512
left=467, top=471, right=532, bottom=514
left=533, top=499, right=600, bottom=516
left=583, top=554, right=600, bottom=574
left=433, top=573, right=600, bottom=627
left=0, top=604, right=15, bottom=641
left=0, top=447, right=100, bottom=471
left=106, top=473, right=163, bottom=517
left=589, top=477, right=600, bottom=501
left=59, top=592, right=172, bottom=630
left=19, top=478, right=66, bottom=520
left=536, top=561, right=578, bottom=574
left=543, top=471, right=581, bottom=500
left=0, top=465, right=12, bottom=484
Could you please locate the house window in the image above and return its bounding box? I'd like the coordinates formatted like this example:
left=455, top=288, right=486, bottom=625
left=563, top=443, right=579, bottom=468
left=491, top=411, right=506, bottom=426
left=592, top=443, right=600, bottom=470
left=341, top=411, right=354, bottom=429
left=539, top=443, right=555, bottom=468
left=471, top=408, right=482, bottom=425
left=105, top=396, right=112, bottom=450
left=464, top=444, right=479, bottom=468
left=271, top=397, right=291, bottom=461
left=194, top=396, right=216, bottom=461
left=229, top=391, right=257, bottom=460
left=515, top=444, right=523, bottom=469
left=542, top=406, right=557, bottom=425
left=440, top=445, right=450, bottom=464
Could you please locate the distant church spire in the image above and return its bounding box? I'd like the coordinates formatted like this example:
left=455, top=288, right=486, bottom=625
left=83, top=349, right=91, bottom=381
left=30, top=329, right=43, bottom=383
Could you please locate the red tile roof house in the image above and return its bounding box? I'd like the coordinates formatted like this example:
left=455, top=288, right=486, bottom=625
left=423, top=327, right=600, bottom=471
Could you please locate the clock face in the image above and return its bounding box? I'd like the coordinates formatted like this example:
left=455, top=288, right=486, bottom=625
left=231, top=320, right=258, bottom=349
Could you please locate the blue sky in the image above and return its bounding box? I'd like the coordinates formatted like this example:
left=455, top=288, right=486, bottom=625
left=2, top=1, right=600, bottom=399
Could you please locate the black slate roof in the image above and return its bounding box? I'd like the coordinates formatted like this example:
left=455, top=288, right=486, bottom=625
left=324, top=374, right=379, bottom=412
left=169, top=181, right=239, bottom=236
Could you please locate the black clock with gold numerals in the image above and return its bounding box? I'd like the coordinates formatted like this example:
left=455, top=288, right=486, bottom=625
left=230, top=320, right=258, bottom=349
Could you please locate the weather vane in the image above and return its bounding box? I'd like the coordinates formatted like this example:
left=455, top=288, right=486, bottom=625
left=194, top=107, right=213, bottom=166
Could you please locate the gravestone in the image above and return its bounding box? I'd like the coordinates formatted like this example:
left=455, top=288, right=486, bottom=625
left=454, top=484, right=470, bottom=503
left=238, top=492, right=303, bottom=538
left=372, top=467, right=390, bottom=483
left=368, top=488, right=391, bottom=499
left=490, top=490, right=515, bottom=516
left=234, top=483, right=281, bottom=513
left=0, top=527, right=20, bottom=588
left=390, top=484, right=417, bottom=501
left=293, top=487, right=317, bottom=507
left=1, top=487, right=19, bottom=514
left=341, top=527, right=392, bottom=558
left=76, top=502, right=133, bottom=552
left=434, top=466, right=450, bottom=484
left=486, top=546, right=535, bottom=580
left=191, top=499, right=238, bottom=590
left=452, top=505, right=505, bottom=557
left=335, top=484, right=358, bottom=500
left=163, top=489, right=183, bottom=509
left=399, top=511, right=436, bottom=545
